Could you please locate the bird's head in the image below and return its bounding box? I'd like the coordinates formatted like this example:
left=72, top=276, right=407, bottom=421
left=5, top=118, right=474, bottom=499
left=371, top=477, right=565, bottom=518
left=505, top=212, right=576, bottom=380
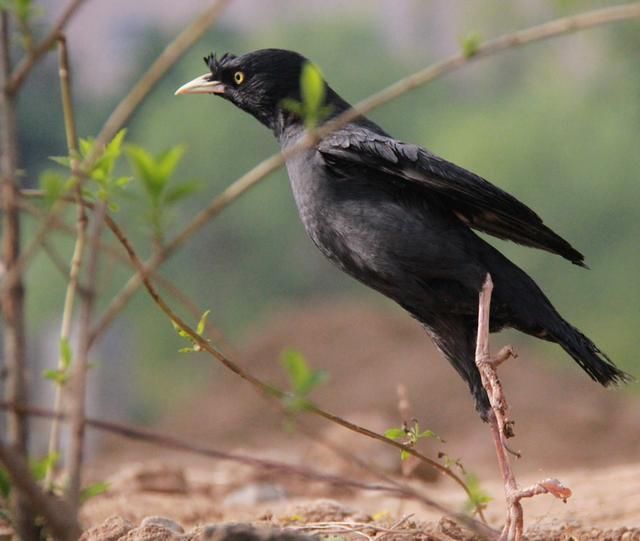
left=175, top=48, right=319, bottom=132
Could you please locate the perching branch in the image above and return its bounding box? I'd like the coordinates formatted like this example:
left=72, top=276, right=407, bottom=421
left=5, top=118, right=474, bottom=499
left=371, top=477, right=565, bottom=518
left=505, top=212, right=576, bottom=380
left=4, top=0, right=87, bottom=95
left=0, top=11, right=37, bottom=541
left=92, top=2, right=640, bottom=344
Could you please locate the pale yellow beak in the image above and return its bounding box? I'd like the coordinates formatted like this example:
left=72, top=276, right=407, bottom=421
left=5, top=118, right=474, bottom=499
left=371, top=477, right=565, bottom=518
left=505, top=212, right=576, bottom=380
left=174, top=73, right=225, bottom=96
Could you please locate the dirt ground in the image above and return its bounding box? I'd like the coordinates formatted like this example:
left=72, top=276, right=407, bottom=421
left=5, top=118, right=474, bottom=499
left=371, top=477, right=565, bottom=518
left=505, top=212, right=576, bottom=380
left=81, top=299, right=640, bottom=540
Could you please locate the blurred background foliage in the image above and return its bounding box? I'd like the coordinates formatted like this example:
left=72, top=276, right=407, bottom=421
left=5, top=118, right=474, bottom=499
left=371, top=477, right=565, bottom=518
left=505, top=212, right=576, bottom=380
left=13, top=1, right=639, bottom=423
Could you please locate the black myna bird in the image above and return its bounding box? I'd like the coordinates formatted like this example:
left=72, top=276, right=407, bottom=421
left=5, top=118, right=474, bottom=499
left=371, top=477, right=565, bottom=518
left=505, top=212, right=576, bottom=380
left=177, top=48, right=629, bottom=539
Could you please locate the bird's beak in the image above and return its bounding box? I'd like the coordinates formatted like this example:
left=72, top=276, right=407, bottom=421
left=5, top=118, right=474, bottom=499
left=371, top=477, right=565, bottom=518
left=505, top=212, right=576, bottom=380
left=174, top=73, right=225, bottom=96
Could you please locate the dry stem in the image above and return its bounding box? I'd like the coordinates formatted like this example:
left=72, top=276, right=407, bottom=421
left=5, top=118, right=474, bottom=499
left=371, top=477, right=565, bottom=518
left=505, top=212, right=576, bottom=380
left=0, top=10, right=37, bottom=540
left=44, top=34, right=87, bottom=491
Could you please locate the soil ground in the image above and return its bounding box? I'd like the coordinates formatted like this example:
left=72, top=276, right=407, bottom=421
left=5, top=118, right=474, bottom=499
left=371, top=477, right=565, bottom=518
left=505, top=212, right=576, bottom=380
left=81, top=299, right=640, bottom=540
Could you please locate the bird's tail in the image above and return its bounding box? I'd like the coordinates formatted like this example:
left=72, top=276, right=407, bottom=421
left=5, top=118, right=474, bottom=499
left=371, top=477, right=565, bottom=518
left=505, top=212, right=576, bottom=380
left=548, top=319, right=631, bottom=386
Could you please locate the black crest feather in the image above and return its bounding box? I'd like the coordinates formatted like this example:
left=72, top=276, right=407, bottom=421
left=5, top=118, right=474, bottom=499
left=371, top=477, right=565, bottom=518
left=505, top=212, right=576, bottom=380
left=204, top=52, right=237, bottom=77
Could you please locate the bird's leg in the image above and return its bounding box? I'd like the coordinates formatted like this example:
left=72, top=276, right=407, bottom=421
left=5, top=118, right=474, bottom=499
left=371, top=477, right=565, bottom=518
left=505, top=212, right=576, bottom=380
left=475, top=274, right=572, bottom=541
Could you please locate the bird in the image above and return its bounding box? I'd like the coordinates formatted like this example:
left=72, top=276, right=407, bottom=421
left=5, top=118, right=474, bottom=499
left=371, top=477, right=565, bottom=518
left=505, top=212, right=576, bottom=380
left=176, top=48, right=628, bottom=418
left=176, top=47, right=631, bottom=541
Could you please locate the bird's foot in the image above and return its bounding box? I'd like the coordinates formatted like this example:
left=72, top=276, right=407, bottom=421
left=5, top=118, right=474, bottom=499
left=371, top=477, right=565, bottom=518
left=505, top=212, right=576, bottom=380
left=499, top=479, right=572, bottom=541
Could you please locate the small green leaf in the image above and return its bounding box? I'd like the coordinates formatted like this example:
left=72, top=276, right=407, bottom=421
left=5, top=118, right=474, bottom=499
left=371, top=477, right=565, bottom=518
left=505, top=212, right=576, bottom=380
left=196, top=310, right=210, bottom=335
left=384, top=427, right=406, bottom=440
left=178, top=347, right=195, bottom=353
left=281, top=349, right=312, bottom=393
left=164, top=180, right=202, bottom=204
left=301, top=62, right=326, bottom=117
left=59, top=337, right=72, bottom=370
left=463, top=473, right=493, bottom=513
left=280, top=98, right=304, bottom=116
left=39, top=170, right=66, bottom=206
left=30, top=453, right=60, bottom=482
left=461, top=32, right=482, bottom=58
left=80, top=481, right=109, bottom=503
left=43, top=369, right=68, bottom=385
left=400, top=450, right=410, bottom=461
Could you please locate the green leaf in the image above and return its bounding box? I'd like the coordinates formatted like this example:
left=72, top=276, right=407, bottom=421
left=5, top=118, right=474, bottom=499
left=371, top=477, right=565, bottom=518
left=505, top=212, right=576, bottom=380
left=80, top=481, right=109, bottom=503
left=39, top=170, right=66, bottom=206
left=164, top=180, right=202, bottom=204
left=59, top=337, right=72, bottom=370
left=301, top=62, right=326, bottom=117
left=461, top=32, right=482, bottom=59
left=157, top=145, right=186, bottom=180
left=280, top=98, right=303, bottom=116
left=418, top=429, right=437, bottom=439
left=196, top=310, right=210, bottom=336
left=43, top=369, right=68, bottom=385
left=281, top=349, right=312, bottom=393
left=30, top=453, right=60, bottom=482
left=0, top=467, right=11, bottom=499
left=384, top=427, right=406, bottom=440
left=463, top=473, right=493, bottom=513
left=49, top=155, right=71, bottom=168
left=400, top=450, right=410, bottom=461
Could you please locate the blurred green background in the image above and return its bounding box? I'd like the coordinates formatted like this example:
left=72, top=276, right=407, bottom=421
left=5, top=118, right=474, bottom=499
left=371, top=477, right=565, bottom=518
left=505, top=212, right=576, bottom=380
left=15, top=1, right=639, bottom=423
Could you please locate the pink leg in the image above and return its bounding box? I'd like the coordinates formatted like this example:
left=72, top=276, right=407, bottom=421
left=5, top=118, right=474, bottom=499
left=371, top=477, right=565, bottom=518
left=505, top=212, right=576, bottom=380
left=476, top=275, right=572, bottom=541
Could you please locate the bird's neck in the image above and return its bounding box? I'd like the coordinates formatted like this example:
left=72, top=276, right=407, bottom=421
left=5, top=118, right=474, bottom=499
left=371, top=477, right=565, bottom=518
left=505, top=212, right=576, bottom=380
left=272, top=85, right=355, bottom=143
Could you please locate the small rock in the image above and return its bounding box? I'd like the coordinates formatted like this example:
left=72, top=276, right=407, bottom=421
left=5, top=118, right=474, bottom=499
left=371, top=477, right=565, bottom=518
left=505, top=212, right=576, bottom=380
left=79, top=515, right=134, bottom=541
left=140, top=516, right=184, bottom=533
left=119, top=524, right=182, bottom=541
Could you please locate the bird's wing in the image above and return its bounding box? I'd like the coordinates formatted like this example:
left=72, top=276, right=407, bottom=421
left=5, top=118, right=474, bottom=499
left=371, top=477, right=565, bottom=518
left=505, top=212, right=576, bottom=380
left=318, top=129, right=585, bottom=266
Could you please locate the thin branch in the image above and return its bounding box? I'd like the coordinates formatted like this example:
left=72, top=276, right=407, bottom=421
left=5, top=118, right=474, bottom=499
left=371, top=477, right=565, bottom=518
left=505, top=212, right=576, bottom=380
left=4, top=0, right=86, bottom=95
left=0, top=0, right=231, bottom=298
left=93, top=2, right=640, bottom=343
left=0, top=440, right=82, bottom=541
left=65, top=202, right=106, bottom=511
left=44, top=35, right=87, bottom=491
left=0, top=11, right=37, bottom=541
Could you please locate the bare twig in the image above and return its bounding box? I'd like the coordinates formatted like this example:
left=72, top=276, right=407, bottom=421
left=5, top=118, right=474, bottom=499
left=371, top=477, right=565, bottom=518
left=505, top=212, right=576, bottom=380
left=4, top=0, right=87, bottom=94
left=66, top=202, right=106, bottom=511
left=0, top=0, right=231, bottom=297
left=93, top=2, right=640, bottom=345
left=44, top=34, right=87, bottom=491
left=0, top=440, right=82, bottom=541
left=0, top=11, right=37, bottom=541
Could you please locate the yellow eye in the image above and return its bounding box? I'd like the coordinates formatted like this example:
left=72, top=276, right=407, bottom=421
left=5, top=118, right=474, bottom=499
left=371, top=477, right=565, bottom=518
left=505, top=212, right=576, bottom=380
left=233, top=71, right=245, bottom=85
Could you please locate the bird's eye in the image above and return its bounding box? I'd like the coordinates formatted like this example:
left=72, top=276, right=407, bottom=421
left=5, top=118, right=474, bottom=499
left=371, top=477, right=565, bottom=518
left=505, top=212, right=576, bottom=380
left=233, top=71, right=245, bottom=85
